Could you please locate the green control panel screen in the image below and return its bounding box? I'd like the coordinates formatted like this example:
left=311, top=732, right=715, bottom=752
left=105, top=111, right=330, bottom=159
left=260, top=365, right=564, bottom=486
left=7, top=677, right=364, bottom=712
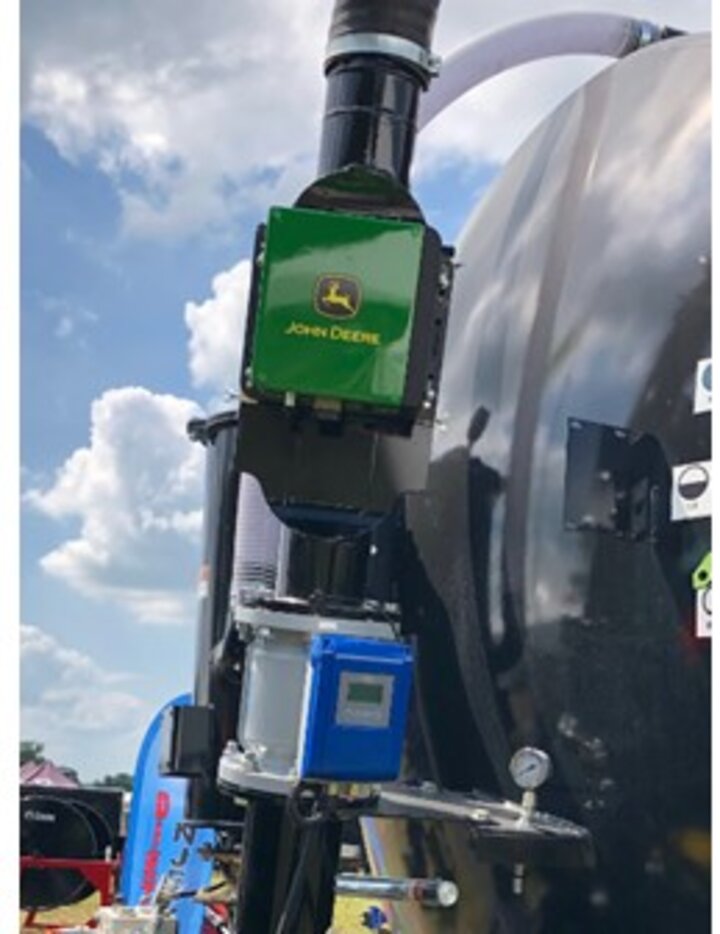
left=346, top=682, right=385, bottom=705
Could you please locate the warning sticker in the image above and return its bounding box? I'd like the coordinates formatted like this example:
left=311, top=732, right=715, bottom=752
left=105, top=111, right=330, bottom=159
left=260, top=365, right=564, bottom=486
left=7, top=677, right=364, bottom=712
left=671, top=461, right=711, bottom=522
left=694, top=358, right=712, bottom=414
left=696, top=586, right=711, bottom=638
left=692, top=553, right=712, bottom=592
left=692, top=553, right=711, bottom=638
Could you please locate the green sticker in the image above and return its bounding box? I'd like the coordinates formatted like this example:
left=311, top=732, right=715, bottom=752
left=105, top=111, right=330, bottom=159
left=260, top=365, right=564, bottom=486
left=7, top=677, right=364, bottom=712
left=692, top=552, right=712, bottom=591
left=250, top=206, right=424, bottom=408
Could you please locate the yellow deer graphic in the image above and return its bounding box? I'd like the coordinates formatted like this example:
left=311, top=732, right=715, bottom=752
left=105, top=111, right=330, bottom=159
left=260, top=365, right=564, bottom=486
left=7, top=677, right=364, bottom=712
left=322, top=279, right=358, bottom=316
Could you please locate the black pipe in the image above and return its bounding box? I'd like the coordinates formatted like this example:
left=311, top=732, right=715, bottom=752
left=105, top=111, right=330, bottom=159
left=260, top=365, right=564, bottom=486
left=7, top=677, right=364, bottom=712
left=318, top=56, right=422, bottom=184
left=186, top=412, right=242, bottom=821
left=318, top=0, right=440, bottom=184
left=283, top=531, right=370, bottom=607
left=236, top=3, right=442, bottom=928
left=234, top=799, right=286, bottom=933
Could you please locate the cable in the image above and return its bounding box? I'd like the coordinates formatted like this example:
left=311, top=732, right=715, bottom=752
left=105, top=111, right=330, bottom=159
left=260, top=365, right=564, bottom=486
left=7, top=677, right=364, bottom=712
left=288, top=782, right=335, bottom=827
left=273, top=828, right=316, bottom=934
left=167, top=879, right=226, bottom=901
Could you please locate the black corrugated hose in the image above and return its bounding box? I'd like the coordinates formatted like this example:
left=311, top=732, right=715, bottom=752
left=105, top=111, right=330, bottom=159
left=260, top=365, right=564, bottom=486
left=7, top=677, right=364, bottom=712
left=327, top=0, right=440, bottom=49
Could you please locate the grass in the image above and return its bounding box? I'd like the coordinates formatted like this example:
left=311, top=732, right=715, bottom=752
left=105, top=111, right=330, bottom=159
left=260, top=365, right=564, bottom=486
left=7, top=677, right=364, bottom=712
left=20, top=892, right=380, bottom=932
left=20, top=891, right=100, bottom=930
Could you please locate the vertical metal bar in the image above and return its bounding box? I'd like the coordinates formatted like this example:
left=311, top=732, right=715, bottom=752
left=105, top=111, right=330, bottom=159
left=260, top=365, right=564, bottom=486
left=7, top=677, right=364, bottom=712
left=234, top=799, right=286, bottom=933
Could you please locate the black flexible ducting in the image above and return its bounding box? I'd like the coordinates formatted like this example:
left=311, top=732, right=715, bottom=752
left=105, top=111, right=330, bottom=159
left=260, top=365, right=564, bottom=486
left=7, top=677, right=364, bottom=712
left=327, top=0, right=440, bottom=49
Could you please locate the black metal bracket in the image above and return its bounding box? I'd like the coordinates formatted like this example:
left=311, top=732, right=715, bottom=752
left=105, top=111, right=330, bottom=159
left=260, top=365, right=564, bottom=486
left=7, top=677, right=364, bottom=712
left=280, top=781, right=593, bottom=870
left=159, top=705, right=216, bottom=780
left=237, top=403, right=435, bottom=518
left=564, top=418, right=670, bottom=541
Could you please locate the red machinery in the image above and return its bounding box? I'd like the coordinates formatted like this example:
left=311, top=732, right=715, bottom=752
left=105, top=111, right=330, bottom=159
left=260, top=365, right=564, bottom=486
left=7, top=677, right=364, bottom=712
left=20, top=786, right=123, bottom=930
left=20, top=855, right=119, bottom=930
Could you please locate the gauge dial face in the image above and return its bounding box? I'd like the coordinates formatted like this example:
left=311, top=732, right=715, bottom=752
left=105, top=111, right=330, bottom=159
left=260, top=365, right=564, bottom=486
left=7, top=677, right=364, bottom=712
left=509, top=747, right=552, bottom=790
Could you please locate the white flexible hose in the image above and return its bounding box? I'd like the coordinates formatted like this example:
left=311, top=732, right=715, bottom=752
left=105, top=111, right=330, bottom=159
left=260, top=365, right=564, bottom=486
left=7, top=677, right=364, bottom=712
left=419, top=13, right=660, bottom=130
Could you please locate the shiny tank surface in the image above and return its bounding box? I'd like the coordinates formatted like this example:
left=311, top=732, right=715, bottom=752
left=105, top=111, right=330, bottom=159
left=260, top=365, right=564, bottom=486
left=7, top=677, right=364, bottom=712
left=366, top=35, right=711, bottom=933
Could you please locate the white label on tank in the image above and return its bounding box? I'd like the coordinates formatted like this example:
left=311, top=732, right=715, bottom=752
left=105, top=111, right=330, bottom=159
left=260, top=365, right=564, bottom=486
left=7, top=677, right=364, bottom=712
left=671, top=461, right=711, bottom=521
left=696, top=586, right=711, bottom=638
left=694, top=358, right=712, bottom=414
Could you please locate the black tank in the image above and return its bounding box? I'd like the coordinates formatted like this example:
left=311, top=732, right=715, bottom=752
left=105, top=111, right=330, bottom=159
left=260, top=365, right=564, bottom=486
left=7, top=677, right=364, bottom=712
left=364, top=34, right=711, bottom=934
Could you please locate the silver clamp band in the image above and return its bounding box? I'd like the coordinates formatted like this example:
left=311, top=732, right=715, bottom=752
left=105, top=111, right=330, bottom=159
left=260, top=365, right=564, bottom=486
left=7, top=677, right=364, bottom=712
left=325, top=32, right=441, bottom=77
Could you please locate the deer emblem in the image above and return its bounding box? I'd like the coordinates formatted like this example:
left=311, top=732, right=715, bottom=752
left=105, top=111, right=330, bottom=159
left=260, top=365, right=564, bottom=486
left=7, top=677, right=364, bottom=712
left=315, top=274, right=361, bottom=319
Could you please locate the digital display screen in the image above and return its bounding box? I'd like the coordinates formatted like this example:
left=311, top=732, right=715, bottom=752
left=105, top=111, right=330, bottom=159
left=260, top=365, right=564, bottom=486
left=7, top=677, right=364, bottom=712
left=346, top=682, right=385, bottom=705
left=336, top=671, right=394, bottom=728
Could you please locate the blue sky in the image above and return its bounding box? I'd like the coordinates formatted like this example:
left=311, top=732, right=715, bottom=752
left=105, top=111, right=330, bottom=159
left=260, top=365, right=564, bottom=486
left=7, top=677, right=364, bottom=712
left=19, top=0, right=711, bottom=781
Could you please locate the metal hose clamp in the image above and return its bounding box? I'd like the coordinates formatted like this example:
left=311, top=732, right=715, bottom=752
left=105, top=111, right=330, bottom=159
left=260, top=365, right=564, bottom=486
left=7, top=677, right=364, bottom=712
left=632, top=20, right=664, bottom=50
left=325, top=32, right=442, bottom=76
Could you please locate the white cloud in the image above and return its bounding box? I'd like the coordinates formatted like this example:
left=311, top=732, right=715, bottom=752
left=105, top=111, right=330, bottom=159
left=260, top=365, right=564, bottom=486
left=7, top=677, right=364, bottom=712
left=25, top=387, right=205, bottom=625
left=185, top=259, right=251, bottom=394
left=21, top=624, right=144, bottom=735
left=22, top=0, right=327, bottom=238
left=21, top=0, right=710, bottom=239
left=40, top=294, right=98, bottom=341
left=21, top=623, right=150, bottom=778
left=21, top=623, right=126, bottom=688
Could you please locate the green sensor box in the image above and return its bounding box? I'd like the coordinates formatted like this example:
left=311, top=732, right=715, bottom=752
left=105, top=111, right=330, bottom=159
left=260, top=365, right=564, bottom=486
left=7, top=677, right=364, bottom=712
left=248, top=206, right=426, bottom=408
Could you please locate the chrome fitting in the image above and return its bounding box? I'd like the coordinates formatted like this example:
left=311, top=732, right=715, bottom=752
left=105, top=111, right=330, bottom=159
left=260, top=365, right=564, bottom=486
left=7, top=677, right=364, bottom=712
left=632, top=20, right=663, bottom=51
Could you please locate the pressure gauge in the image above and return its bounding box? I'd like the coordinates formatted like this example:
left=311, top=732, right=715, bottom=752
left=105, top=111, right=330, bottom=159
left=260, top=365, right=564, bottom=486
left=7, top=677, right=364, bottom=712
left=509, top=747, right=552, bottom=790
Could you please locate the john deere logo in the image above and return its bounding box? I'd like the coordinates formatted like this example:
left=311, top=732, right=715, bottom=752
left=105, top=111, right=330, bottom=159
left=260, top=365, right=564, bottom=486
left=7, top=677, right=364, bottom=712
left=314, top=274, right=361, bottom=319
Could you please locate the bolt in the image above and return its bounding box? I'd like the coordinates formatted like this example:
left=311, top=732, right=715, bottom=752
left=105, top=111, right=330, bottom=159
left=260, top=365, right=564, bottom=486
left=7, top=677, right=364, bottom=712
left=427, top=53, right=443, bottom=75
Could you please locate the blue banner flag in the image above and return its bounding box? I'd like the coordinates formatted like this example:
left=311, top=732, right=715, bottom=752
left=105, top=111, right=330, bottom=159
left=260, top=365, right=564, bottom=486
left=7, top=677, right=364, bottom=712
left=120, top=694, right=216, bottom=932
